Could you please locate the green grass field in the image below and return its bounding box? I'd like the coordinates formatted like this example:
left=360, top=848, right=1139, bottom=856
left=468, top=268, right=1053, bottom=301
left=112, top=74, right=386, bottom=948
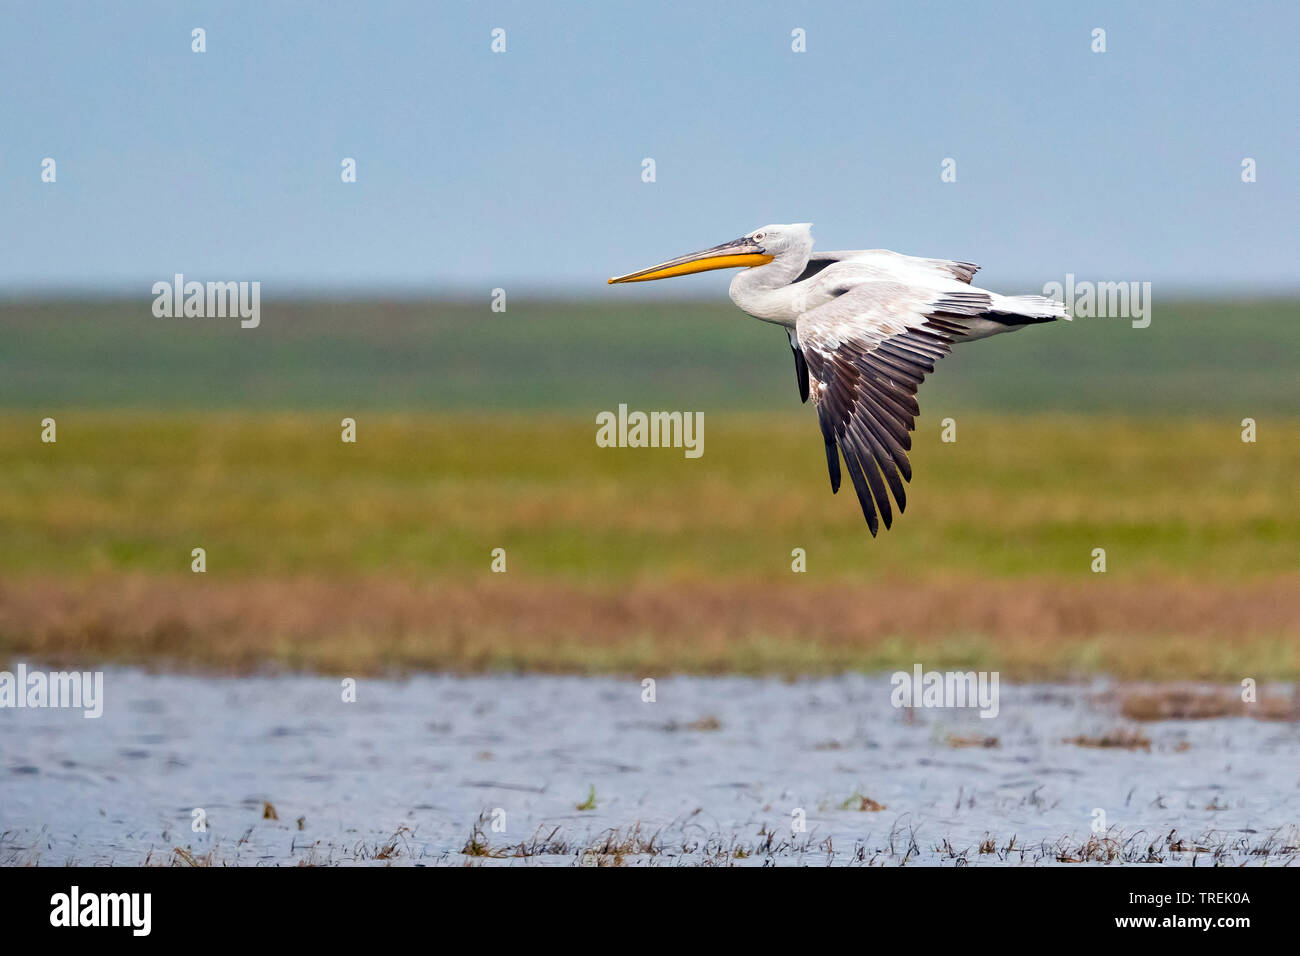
left=0, top=297, right=1296, bottom=677
left=3, top=412, right=1296, bottom=582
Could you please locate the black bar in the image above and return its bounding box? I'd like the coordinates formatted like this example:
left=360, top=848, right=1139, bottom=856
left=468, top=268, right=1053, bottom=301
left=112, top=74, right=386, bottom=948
left=0, top=864, right=1276, bottom=941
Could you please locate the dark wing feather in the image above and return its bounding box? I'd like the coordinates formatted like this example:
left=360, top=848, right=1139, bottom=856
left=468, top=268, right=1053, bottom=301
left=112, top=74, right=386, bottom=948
left=798, top=283, right=968, bottom=536
left=945, top=260, right=981, bottom=284
left=792, top=254, right=842, bottom=285
left=786, top=328, right=810, bottom=403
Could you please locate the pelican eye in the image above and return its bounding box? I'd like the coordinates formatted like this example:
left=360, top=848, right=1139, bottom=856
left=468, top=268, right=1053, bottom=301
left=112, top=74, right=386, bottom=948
left=753, top=232, right=766, bottom=242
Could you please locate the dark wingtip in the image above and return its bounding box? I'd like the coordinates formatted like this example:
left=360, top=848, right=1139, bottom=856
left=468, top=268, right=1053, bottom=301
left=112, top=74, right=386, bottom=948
left=824, top=441, right=841, bottom=493
left=792, top=344, right=810, bottom=403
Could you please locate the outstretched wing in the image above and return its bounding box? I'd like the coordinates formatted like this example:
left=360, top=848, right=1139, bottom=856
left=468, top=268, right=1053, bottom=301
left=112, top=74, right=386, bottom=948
left=796, top=282, right=990, bottom=535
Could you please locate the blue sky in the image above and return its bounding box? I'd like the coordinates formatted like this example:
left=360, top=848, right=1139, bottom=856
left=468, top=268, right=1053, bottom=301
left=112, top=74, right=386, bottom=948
left=1, top=0, right=1296, bottom=294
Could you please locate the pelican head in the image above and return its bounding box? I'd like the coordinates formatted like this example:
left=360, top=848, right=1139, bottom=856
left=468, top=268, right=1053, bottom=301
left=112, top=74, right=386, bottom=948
left=608, top=223, right=813, bottom=284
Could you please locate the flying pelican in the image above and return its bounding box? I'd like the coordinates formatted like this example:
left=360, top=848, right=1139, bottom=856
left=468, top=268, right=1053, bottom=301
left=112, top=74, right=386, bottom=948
left=608, top=223, right=1067, bottom=535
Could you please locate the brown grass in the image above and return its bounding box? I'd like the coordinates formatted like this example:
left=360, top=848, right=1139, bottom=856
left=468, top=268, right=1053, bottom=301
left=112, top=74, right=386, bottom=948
left=1064, top=729, right=1152, bottom=750
left=1117, top=683, right=1298, bottom=721
left=1, top=573, right=1298, bottom=679
left=840, top=791, right=888, bottom=812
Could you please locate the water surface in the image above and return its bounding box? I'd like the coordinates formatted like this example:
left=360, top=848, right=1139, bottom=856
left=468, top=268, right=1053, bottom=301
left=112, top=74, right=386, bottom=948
left=2, top=669, right=1296, bottom=865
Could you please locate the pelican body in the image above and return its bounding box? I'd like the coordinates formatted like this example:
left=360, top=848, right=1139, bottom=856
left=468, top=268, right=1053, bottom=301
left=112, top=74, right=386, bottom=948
left=609, top=223, right=1067, bottom=535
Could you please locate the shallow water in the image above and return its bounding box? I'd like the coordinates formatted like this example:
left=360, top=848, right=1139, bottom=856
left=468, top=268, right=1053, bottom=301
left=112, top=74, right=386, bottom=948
left=1, top=668, right=1297, bottom=866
